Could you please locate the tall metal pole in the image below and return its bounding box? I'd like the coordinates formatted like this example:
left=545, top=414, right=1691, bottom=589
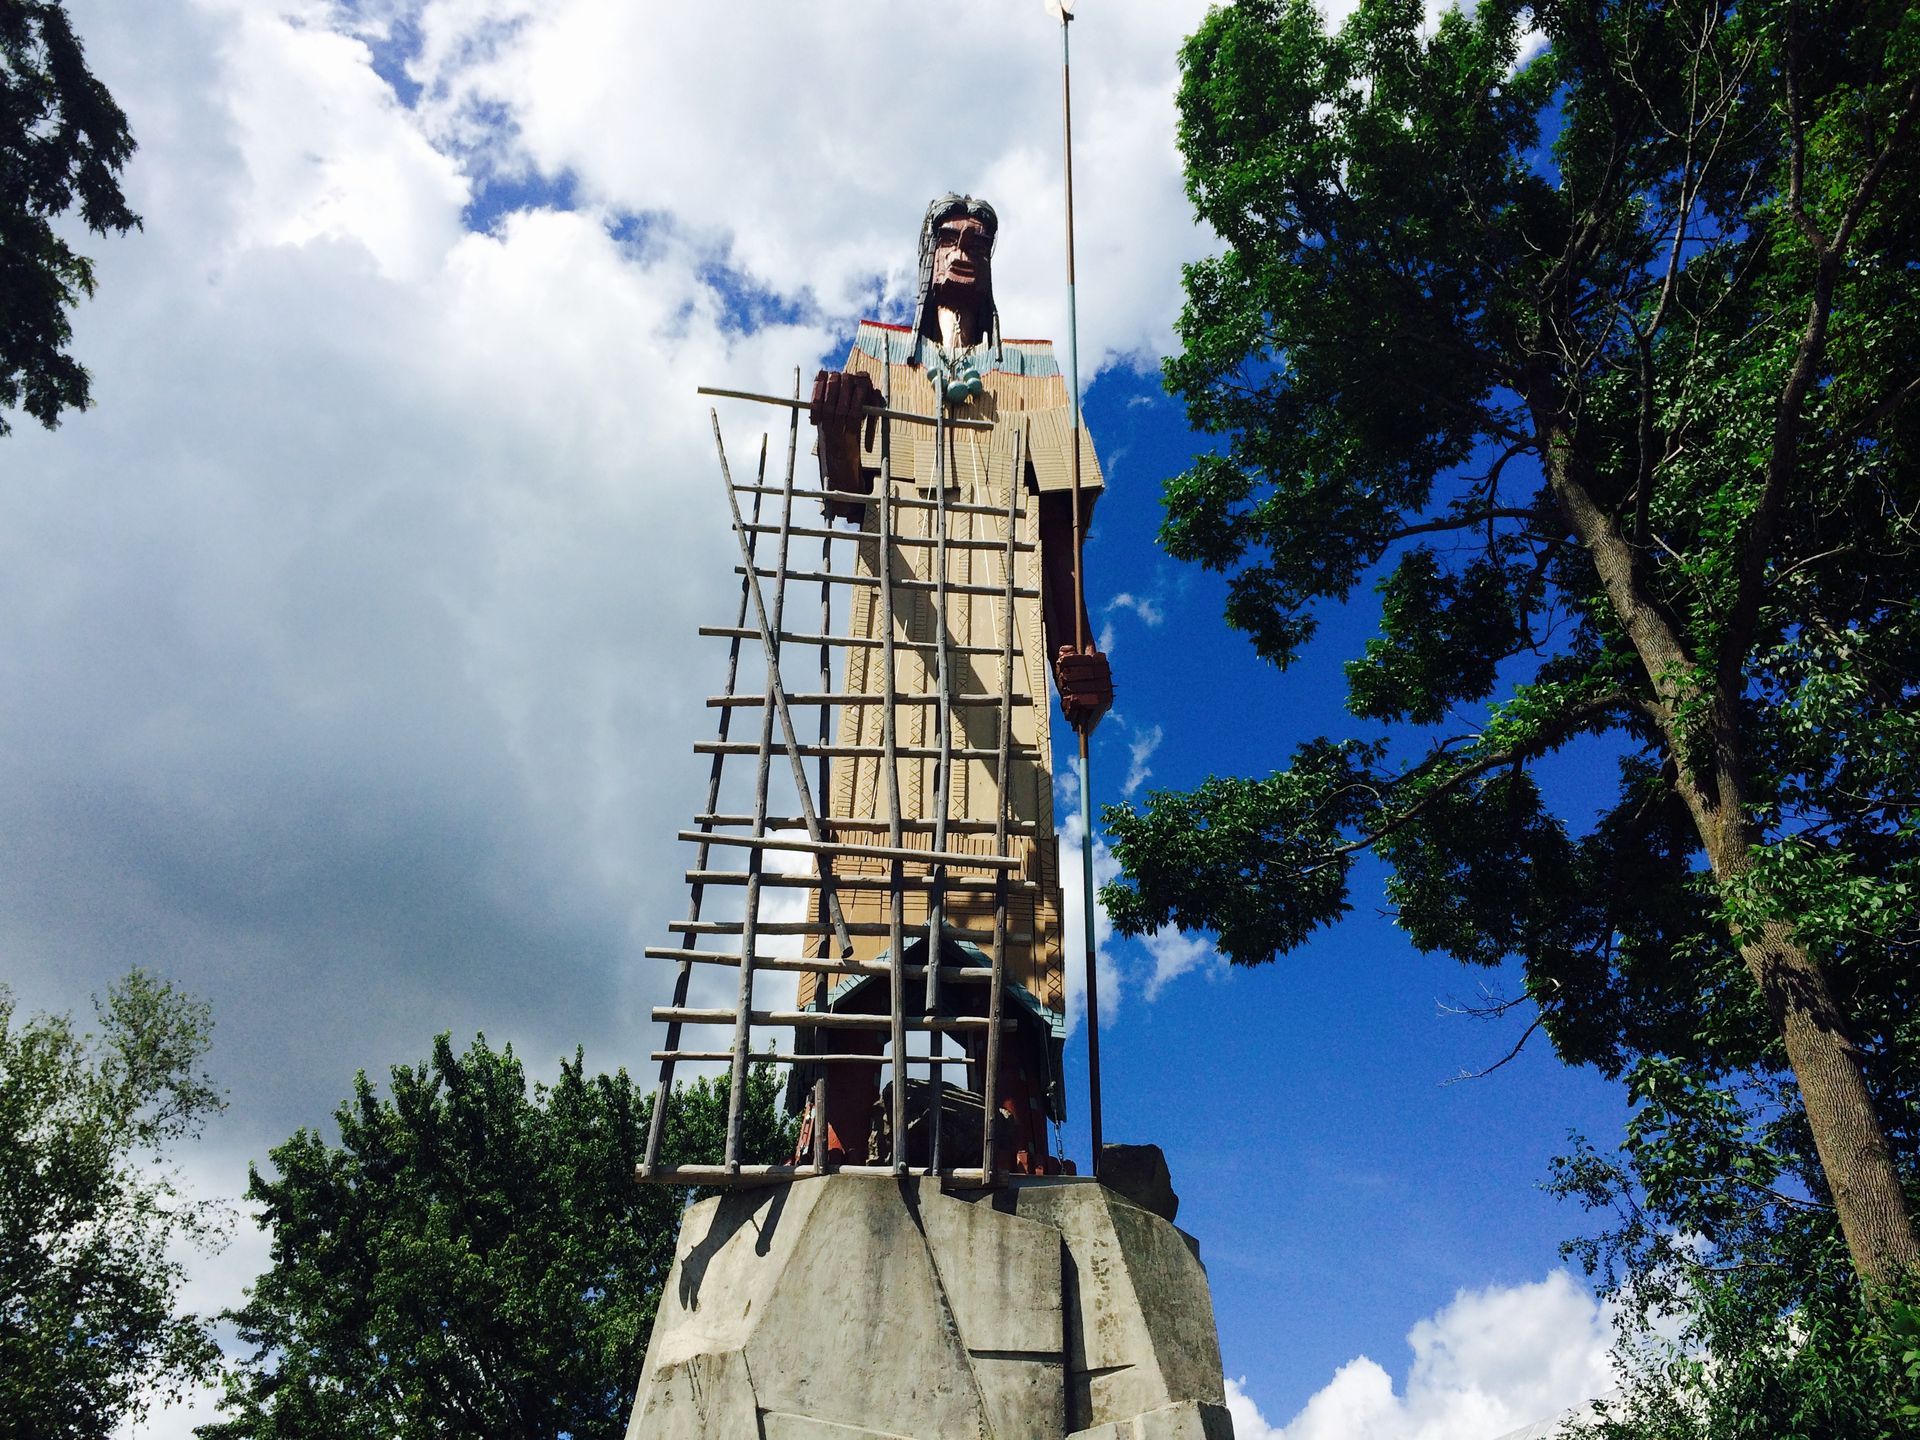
left=1058, top=3, right=1103, bottom=1177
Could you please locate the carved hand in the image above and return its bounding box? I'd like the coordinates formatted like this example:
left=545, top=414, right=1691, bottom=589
left=1053, top=646, right=1113, bottom=735
left=808, top=369, right=881, bottom=451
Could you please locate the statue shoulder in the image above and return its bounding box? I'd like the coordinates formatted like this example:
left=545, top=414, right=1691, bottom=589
left=850, top=320, right=918, bottom=370
left=992, top=336, right=1063, bottom=379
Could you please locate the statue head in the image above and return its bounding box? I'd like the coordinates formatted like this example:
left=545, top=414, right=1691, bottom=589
left=912, top=193, right=999, bottom=347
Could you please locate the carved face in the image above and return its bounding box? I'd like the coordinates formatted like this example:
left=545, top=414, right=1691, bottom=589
left=930, top=216, right=992, bottom=310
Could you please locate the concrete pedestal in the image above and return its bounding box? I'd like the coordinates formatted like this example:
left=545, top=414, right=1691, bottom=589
left=626, top=1175, right=1236, bottom=1440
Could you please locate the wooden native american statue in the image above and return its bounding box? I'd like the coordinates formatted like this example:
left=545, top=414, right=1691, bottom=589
left=790, top=193, right=1112, bottom=1174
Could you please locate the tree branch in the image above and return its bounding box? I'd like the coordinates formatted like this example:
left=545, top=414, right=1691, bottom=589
left=1383, top=506, right=1548, bottom=545
left=1442, top=1013, right=1545, bottom=1085
left=1310, top=690, right=1633, bottom=867
left=1722, top=73, right=1920, bottom=690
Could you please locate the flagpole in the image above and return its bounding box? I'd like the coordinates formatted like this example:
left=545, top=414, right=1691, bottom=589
left=1056, top=1, right=1103, bottom=1180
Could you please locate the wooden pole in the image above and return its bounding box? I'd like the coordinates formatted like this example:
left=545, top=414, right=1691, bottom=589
left=675, top=830, right=1018, bottom=870
left=713, top=417, right=855, bottom=959
left=699, top=625, right=1011, bottom=659
left=924, top=396, right=954, bottom=1172
left=638, top=1162, right=993, bottom=1188
left=814, top=427, right=835, bottom=1163
left=980, top=429, right=1024, bottom=1183
left=644, top=948, right=997, bottom=982
left=1059, top=4, right=1104, bottom=1176
left=733, top=565, right=1040, bottom=601
left=697, top=385, right=992, bottom=432
left=640, top=438, right=767, bottom=1178
left=879, top=367, right=910, bottom=1173
left=693, top=739, right=1031, bottom=762
left=722, top=399, right=798, bottom=1171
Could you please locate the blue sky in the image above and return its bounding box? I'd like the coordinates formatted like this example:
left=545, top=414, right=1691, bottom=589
left=1072, top=364, right=1627, bottom=1432
left=4, top=2, right=1629, bottom=1435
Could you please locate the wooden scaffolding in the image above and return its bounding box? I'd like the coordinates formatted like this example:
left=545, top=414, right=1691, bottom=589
left=636, top=374, right=1039, bottom=1189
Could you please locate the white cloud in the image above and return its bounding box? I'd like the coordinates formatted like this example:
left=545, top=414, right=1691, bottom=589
left=218, top=2, right=470, bottom=282
left=1227, top=1376, right=1285, bottom=1440
left=392, top=0, right=1219, bottom=368
left=1100, top=590, right=1167, bottom=656
left=1141, top=926, right=1216, bottom=999
left=1105, top=590, right=1166, bottom=628
left=1228, top=1272, right=1616, bottom=1440
left=112, top=1141, right=267, bottom=1439
left=1122, top=720, right=1163, bottom=798
left=3, top=0, right=1345, bottom=1432
left=1056, top=801, right=1121, bottom=1033
left=8, top=0, right=837, bottom=1219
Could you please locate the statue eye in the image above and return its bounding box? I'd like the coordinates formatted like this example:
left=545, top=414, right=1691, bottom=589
left=938, top=226, right=990, bottom=257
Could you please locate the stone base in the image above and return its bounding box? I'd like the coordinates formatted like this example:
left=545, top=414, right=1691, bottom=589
left=626, top=1175, right=1234, bottom=1440
left=1068, top=1400, right=1237, bottom=1440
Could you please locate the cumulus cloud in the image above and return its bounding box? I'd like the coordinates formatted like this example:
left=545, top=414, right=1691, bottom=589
left=1106, top=590, right=1167, bottom=628
left=1, top=0, right=1225, bottom=1087
left=1122, top=720, right=1163, bottom=798
left=6, top=1, right=1389, bottom=1434
left=394, top=0, right=1218, bottom=368
left=1229, top=1272, right=1615, bottom=1440
left=1098, top=590, right=1167, bottom=654
left=2, top=4, right=1234, bottom=1428
left=117, top=1144, right=272, bottom=1438
left=1141, top=926, right=1217, bottom=1000
left=6, top=0, right=826, bottom=1138
left=1055, top=802, right=1122, bottom=1034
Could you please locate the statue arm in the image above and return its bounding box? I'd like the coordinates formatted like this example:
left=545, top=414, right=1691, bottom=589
left=1037, top=490, right=1112, bottom=735
left=810, top=368, right=880, bottom=502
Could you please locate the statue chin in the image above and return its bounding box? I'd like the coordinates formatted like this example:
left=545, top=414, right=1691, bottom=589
left=930, top=287, right=988, bottom=348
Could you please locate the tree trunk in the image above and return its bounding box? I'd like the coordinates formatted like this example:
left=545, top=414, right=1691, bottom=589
left=1709, top=861, right=1920, bottom=1291
left=1541, top=428, right=1919, bottom=1291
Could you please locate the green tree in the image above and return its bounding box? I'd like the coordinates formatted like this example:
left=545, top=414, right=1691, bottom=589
left=204, top=1036, right=794, bottom=1440
left=0, top=972, right=227, bottom=1437
left=1548, top=1083, right=1920, bottom=1436
left=1105, top=0, right=1920, bottom=1303
left=1, top=0, right=140, bottom=436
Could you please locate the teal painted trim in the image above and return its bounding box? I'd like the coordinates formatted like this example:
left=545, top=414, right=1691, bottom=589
left=853, top=323, right=1061, bottom=379
left=991, top=341, right=1062, bottom=379
left=852, top=324, right=916, bottom=367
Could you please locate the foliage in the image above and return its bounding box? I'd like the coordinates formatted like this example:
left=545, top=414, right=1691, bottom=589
left=203, top=1035, right=794, bottom=1440
left=1109, top=0, right=1920, bottom=1291
left=0, top=972, right=228, bottom=1437
left=1, top=0, right=140, bottom=435
left=1553, top=1113, right=1920, bottom=1436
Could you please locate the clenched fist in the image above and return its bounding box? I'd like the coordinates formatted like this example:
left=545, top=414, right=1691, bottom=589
left=1053, top=646, right=1112, bottom=734
left=809, top=369, right=881, bottom=449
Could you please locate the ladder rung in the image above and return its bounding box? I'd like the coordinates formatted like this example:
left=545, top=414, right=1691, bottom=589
left=643, top=947, right=996, bottom=982
left=737, top=565, right=1039, bottom=601
left=692, top=740, right=1034, bottom=762
left=636, top=1163, right=993, bottom=1186
left=698, top=387, right=993, bottom=434
left=641, top=1167, right=990, bottom=1190
left=677, top=831, right=1022, bottom=870
left=656, top=1052, right=990, bottom=1075
left=684, top=871, right=1041, bottom=894
left=728, top=481, right=1012, bottom=518
left=652, top=1007, right=1006, bottom=1032
left=695, top=813, right=1038, bottom=837
left=740, top=521, right=1033, bottom=554
left=668, top=919, right=1035, bottom=943
left=645, top=1167, right=998, bottom=1190
left=700, top=626, right=1010, bottom=658
left=707, top=693, right=1028, bottom=708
